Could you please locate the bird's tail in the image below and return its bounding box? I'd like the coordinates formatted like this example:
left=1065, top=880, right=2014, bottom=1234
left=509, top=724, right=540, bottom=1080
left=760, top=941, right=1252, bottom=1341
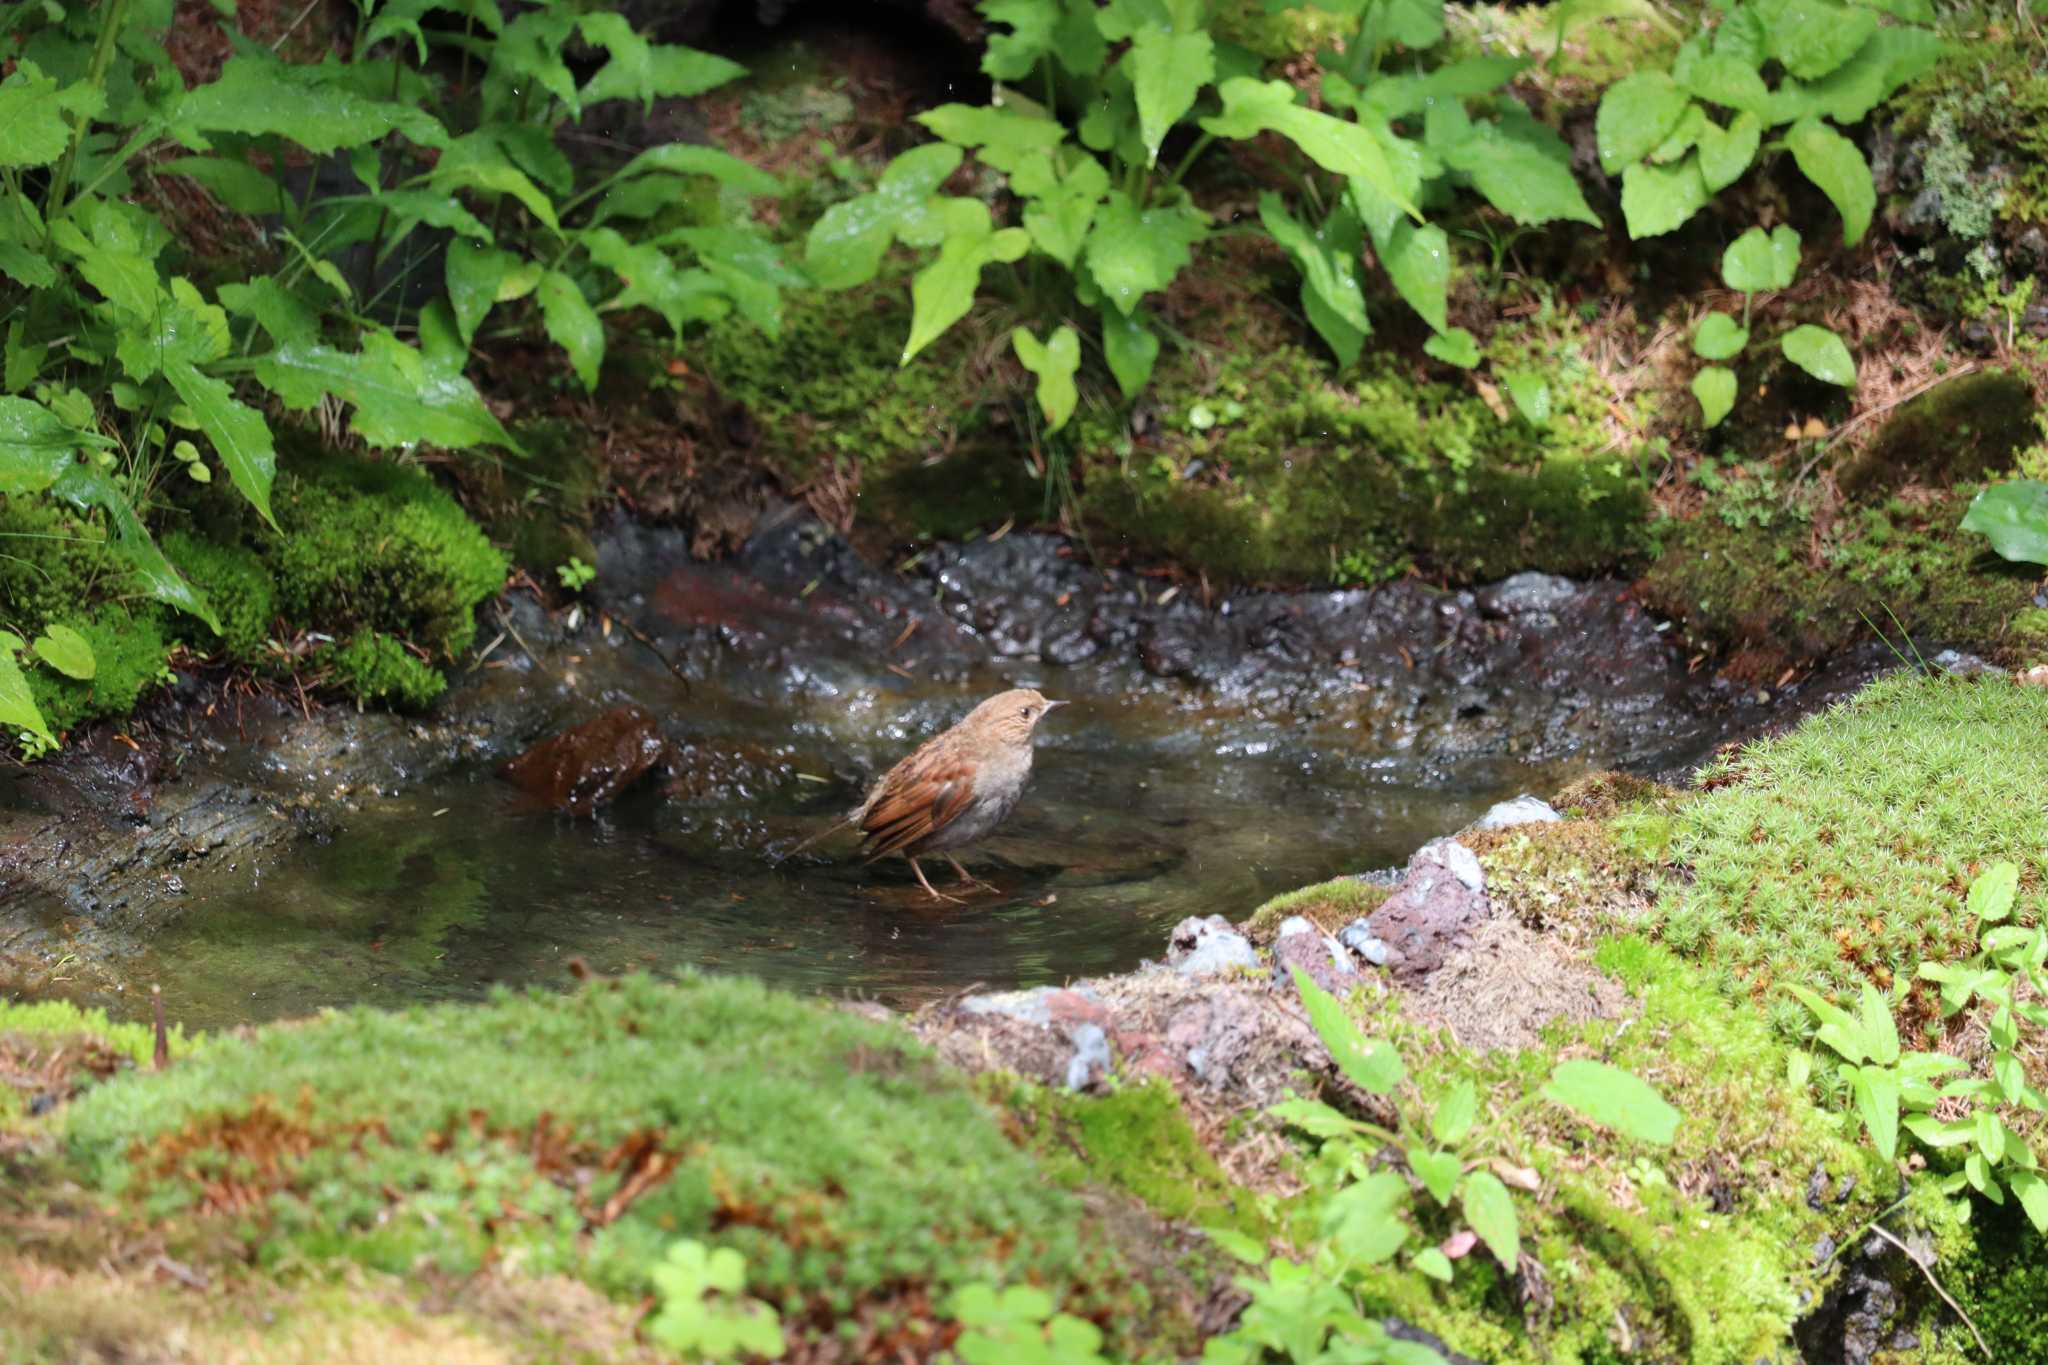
left=771, top=813, right=859, bottom=866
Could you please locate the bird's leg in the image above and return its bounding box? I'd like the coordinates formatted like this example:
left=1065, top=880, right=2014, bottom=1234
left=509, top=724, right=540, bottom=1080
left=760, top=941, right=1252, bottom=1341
left=906, top=855, right=964, bottom=904
left=943, top=854, right=1000, bottom=894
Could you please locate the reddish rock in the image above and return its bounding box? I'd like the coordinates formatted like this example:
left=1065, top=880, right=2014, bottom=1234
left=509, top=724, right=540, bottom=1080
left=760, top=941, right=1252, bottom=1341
left=1366, top=839, right=1491, bottom=984
left=499, top=705, right=667, bottom=815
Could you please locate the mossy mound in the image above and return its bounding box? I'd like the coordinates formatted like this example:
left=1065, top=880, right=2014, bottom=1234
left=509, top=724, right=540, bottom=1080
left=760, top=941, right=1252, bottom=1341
left=54, top=973, right=1191, bottom=1355
left=1835, top=369, right=2037, bottom=499
left=1241, top=876, right=1391, bottom=940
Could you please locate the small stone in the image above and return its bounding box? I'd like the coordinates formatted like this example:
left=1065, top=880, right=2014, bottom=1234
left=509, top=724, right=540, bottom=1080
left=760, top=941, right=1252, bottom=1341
left=1416, top=838, right=1485, bottom=896
left=1337, top=918, right=1390, bottom=966
left=1166, top=915, right=1260, bottom=976
left=1931, top=649, right=1997, bottom=677
left=1478, top=572, right=1578, bottom=618
left=1065, top=1023, right=1111, bottom=1090
left=2018, top=664, right=2048, bottom=688
left=1811, top=1234, right=1835, bottom=1266
left=1470, top=794, right=1562, bottom=832
left=498, top=704, right=666, bottom=815
left=1272, top=915, right=1358, bottom=994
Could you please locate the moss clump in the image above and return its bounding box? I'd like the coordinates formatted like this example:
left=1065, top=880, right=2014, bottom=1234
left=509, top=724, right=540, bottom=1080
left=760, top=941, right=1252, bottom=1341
left=314, top=630, right=446, bottom=710
left=1656, top=673, right=2048, bottom=1029
left=1950, top=1194, right=2048, bottom=1359
left=0, top=494, right=119, bottom=627
left=161, top=530, right=276, bottom=659
left=57, top=973, right=1186, bottom=1352
left=1835, top=369, right=2037, bottom=499
left=1240, top=876, right=1389, bottom=940
left=23, top=603, right=170, bottom=736
left=1894, top=38, right=2048, bottom=234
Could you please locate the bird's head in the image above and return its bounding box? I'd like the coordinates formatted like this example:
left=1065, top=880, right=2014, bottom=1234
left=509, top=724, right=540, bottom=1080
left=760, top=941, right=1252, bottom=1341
left=970, top=688, right=1066, bottom=746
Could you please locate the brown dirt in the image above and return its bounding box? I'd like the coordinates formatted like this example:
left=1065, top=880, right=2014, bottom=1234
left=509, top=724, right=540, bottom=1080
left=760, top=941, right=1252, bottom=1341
left=1404, top=917, right=1631, bottom=1054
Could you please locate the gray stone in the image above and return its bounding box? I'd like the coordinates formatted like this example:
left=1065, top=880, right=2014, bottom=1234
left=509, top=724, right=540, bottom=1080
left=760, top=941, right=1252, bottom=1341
left=1272, top=914, right=1358, bottom=994
left=1471, top=794, right=1562, bottom=831
left=1478, top=572, right=1578, bottom=619
left=1065, top=1023, right=1111, bottom=1090
left=1414, top=838, right=1485, bottom=895
left=1167, top=914, right=1261, bottom=976
left=1337, top=918, right=1391, bottom=966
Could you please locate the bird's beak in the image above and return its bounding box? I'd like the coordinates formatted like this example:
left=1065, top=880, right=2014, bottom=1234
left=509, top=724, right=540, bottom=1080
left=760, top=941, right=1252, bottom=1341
left=1044, top=699, right=1068, bottom=710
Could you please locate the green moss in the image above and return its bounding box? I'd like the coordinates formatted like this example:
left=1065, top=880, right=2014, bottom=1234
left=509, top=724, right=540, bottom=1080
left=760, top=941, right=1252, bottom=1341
left=1951, top=1194, right=2048, bottom=1359
left=57, top=974, right=1188, bottom=1352
left=1894, top=38, right=2048, bottom=232
left=1835, top=369, right=2037, bottom=499
left=313, top=630, right=447, bottom=710
left=0, top=494, right=119, bottom=628
left=1656, top=673, right=2048, bottom=1026
left=161, top=531, right=276, bottom=660
left=0, top=998, right=188, bottom=1074
left=24, top=602, right=170, bottom=736
left=1241, top=877, right=1390, bottom=940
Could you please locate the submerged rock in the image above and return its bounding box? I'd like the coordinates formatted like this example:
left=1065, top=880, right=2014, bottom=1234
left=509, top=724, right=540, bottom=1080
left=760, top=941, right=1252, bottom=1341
left=499, top=704, right=667, bottom=815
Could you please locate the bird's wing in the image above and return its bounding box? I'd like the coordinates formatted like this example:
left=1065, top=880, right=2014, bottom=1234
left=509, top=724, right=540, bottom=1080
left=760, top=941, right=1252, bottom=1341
left=859, top=747, right=976, bottom=858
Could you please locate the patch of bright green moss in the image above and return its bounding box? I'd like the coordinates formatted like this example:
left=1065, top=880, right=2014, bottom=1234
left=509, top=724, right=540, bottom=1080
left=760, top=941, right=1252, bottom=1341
left=313, top=630, right=446, bottom=710
left=1240, top=877, right=1390, bottom=941
left=161, top=531, right=276, bottom=659
left=24, top=602, right=170, bottom=736
left=0, top=998, right=187, bottom=1072
left=1894, top=37, right=2048, bottom=231
left=57, top=973, right=1190, bottom=1352
left=1656, top=673, right=2048, bottom=1030
left=1835, top=369, right=2036, bottom=499
left=1950, top=1192, right=2048, bottom=1360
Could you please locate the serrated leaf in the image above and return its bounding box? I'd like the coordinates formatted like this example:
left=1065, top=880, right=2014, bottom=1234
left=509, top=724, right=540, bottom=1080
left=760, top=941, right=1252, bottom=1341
left=1383, top=0, right=1446, bottom=46
left=1792, top=28, right=1944, bottom=124
left=0, top=62, right=104, bottom=169
left=1460, top=1171, right=1519, bottom=1269
left=155, top=155, right=289, bottom=216
left=1722, top=224, right=1802, bottom=292
left=1596, top=71, right=1689, bottom=174
left=1291, top=967, right=1406, bottom=1095
left=536, top=270, right=605, bottom=391
left=1692, top=365, right=1737, bottom=427
left=1203, top=78, right=1418, bottom=221
left=1852, top=1065, right=1900, bottom=1160
left=1759, top=0, right=1877, bottom=80
left=916, top=102, right=1066, bottom=172
left=254, top=330, right=518, bottom=453
left=170, top=52, right=448, bottom=155
left=218, top=276, right=320, bottom=348
left=0, top=648, right=53, bottom=744
left=1425, top=327, right=1480, bottom=368
left=1407, top=1147, right=1463, bottom=1205
left=1083, top=190, right=1204, bottom=314
left=981, top=0, right=1060, bottom=81
left=1099, top=304, right=1159, bottom=399
left=575, top=14, right=745, bottom=108
left=1442, top=114, right=1600, bottom=227
left=1962, top=482, right=2048, bottom=567
left=1968, top=861, right=2020, bottom=923
left=1620, top=156, right=1709, bottom=238
left=585, top=228, right=729, bottom=337
left=1677, top=52, right=1771, bottom=112
left=164, top=361, right=277, bottom=529
left=804, top=144, right=962, bottom=289
left=1543, top=1059, right=1681, bottom=1144
left=51, top=463, right=220, bottom=633
left=1011, top=324, right=1081, bottom=433
left=1432, top=1081, right=1478, bottom=1146
left=1785, top=117, right=1874, bottom=246
left=1697, top=111, right=1762, bottom=193
left=1125, top=21, right=1213, bottom=167
left=1781, top=324, right=1856, bottom=386
left=902, top=199, right=1030, bottom=363
left=1323, top=1169, right=1411, bottom=1264
left=30, top=624, right=94, bottom=680
left=662, top=225, right=804, bottom=337
left=429, top=134, right=561, bottom=232
left=0, top=240, right=56, bottom=290
left=1021, top=156, right=1109, bottom=268
left=1693, top=312, right=1749, bottom=359
left=608, top=142, right=782, bottom=197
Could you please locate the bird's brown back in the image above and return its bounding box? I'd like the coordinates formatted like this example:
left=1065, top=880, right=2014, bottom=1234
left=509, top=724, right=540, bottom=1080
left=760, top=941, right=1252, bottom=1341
left=854, top=689, right=1053, bottom=858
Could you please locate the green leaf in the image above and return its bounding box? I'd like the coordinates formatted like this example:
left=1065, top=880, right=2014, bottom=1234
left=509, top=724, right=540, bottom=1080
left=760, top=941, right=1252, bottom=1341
left=916, top=103, right=1066, bottom=171
left=428, top=134, right=561, bottom=233
left=1785, top=117, right=1874, bottom=246
left=1412, top=1247, right=1454, bottom=1283
left=1425, top=327, right=1480, bottom=368
left=170, top=52, right=448, bottom=155
left=1442, top=114, right=1600, bottom=227
left=1969, top=862, right=2020, bottom=923
left=1501, top=371, right=1551, bottom=427
left=1432, top=1081, right=1477, bottom=1145
left=51, top=463, right=221, bottom=633
left=586, top=229, right=730, bottom=337
left=1852, top=1065, right=1901, bottom=1160
left=1694, top=366, right=1735, bottom=427
left=2011, top=1171, right=2048, bottom=1236
left=155, top=155, right=290, bottom=216
left=804, top=144, right=962, bottom=289
left=1267, top=1097, right=1367, bottom=1139
left=1543, top=1059, right=1682, bottom=1144
left=218, top=276, right=320, bottom=348
left=608, top=142, right=783, bottom=197
left=1780, top=324, right=1856, bottom=386
left=1676, top=52, right=1771, bottom=112
left=0, top=62, right=104, bottom=169
left=1460, top=1171, right=1520, bottom=1270
left=1857, top=982, right=1900, bottom=1066
left=1124, top=20, right=1213, bottom=167
left=0, top=240, right=56, bottom=290
left=445, top=240, right=518, bottom=349
left=1021, top=157, right=1109, bottom=268
left=1083, top=190, right=1204, bottom=314
left=1721, top=224, right=1802, bottom=293
left=537, top=270, right=605, bottom=391
left=254, top=330, right=518, bottom=453
left=164, top=361, right=278, bottom=529
left=1202, top=78, right=1419, bottom=221
left=0, top=648, right=54, bottom=744
left=1011, top=325, right=1081, bottom=433
left=1792, top=28, right=1945, bottom=124
left=981, top=0, right=1060, bottom=80
left=1596, top=71, right=1689, bottom=174
left=1961, top=482, right=2048, bottom=567
left=1371, top=220, right=1447, bottom=337
left=1407, top=1146, right=1463, bottom=1205
left=663, top=225, right=805, bottom=337
left=360, top=0, right=503, bottom=62
left=1620, top=156, right=1709, bottom=238
left=1697, top=112, right=1762, bottom=193
left=0, top=395, right=84, bottom=494
left=1382, top=0, right=1447, bottom=47
left=1259, top=193, right=1369, bottom=368
left=1099, top=305, right=1159, bottom=399
left=1693, top=312, right=1749, bottom=359
left=1322, top=1169, right=1411, bottom=1264
left=30, top=624, right=94, bottom=680
left=902, top=199, right=1030, bottom=363
left=575, top=14, right=746, bottom=108
left=1758, top=0, right=1877, bottom=80
left=1291, top=967, right=1405, bottom=1094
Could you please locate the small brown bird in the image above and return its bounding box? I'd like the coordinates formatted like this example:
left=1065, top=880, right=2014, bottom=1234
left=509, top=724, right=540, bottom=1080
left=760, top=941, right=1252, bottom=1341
left=788, top=689, right=1065, bottom=901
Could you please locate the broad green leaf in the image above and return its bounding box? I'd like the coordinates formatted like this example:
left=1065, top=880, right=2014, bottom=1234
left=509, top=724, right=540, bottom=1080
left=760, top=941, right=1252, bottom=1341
left=115, top=278, right=232, bottom=381
left=981, top=0, right=1060, bottom=80
left=254, top=330, right=518, bottom=452
left=429, top=135, right=561, bottom=232
left=1692, top=365, right=1737, bottom=427
left=1202, top=78, right=1418, bottom=220
left=1442, top=115, right=1599, bottom=227
left=1788, top=982, right=1869, bottom=1062
left=0, top=241, right=55, bottom=290
left=51, top=463, right=220, bottom=632
left=1413, top=1247, right=1454, bottom=1282
left=537, top=270, right=605, bottom=391
left=1011, top=324, right=1081, bottom=433
left=1995, top=1051, right=2026, bottom=1105
left=0, top=649, right=53, bottom=744
left=663, top=225, right=805, bottom=336
left=1322, top=1169, right=1410, bottom=1264
left=445, top=240, right=518, bottom=348
left=575, top=14, right=745, bottom=108
left=1961, top=482, right=2048, bottom=567
left=1620, top=156, right=1709, bottom=238
left=360, top=0, right=503, bottom=62
left=1021, top=157, right=1109, bottom=268
left=1857, top=982, right=1900, bottom=1066
left=170, top=53, right=448, bottom=155
left=1649, top=102, right=1708, bottom=163
left=1259, top=193, right=1368, bottom=368
left=1968, top=862, right=2020, bottom=923
left=0, top=62, right=103, bottom=169
left=1785, top=117, right=1874, bottom=246
left=586, top=229, right=730, bottom=337
left=1757, top=0, right=1877, bottom=80
left=1502, top=370, right=1552, bottom=426
left=1596, top=71, right=1689, bottom=174
left=1697, top=112, right=1762, bottom=193
left=1792, top=28, right=1945, bottom=124
left=1361, top=56, right=1527, bottom=118
left=1425, top=327, right=1480, bottom=368
left=1382, top=0, right=1447, bottom=47
left=155, top=155, right=289, bottom=216
left=1903, top=1113, right=1975, bottom=1148
left=1543, top=1059, right=1681, bottom=1144
left=1535, top=0, right=1668, bottom=60
left=487, top=8, right=581, bottom=117
left=1693, top=312, right=1749, bottom=359
left=804, top=144, right=962, bottom=289
left=916, top=103, right=1066, bottom=172
left=347, top=188, right=492, bottom=245
left=1676, top=52, right=1771, bottom=112
left=1099, top=305, right=1159, bottom=399
left=1124, top=21, right=1213, bottom=167
left=1377, top=221, right=1448, bottom=335
left=1781, top=324, right=1856, bottom=386
left=902, top=199, right=1030, bottom=363
left=30, top=624, right=95, bottom=680
left=1407, top=1146, right=1462, bottom=1205
left=164, top=361, right=277, bottom=529
left=1083, top=191, right=1204, bottom=314
left=50, top=221, right=159, bottom=318
left=0, top=396, right=82, bottom=493
left=609, top=143, right=783, bottom=196
left=2011, top=1171, right=2048, bottom=1236
left=1267, top=1097, right=1366, bottom=1139
left=218, top=276, right=320, bottom=348
left=1852, top=1065, right=1901, bottom=1160
left=1432, top=1081, right=1478, bottom=1145
left=1291, top=967, right=1406, bottom=1095
left=1460, top=1171, right=1520, bottom=1270
left=1722, top=224, right=1802, bottom=293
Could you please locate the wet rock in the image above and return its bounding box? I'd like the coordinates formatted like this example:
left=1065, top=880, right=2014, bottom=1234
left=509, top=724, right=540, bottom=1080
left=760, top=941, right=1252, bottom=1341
left=1338, top=919, right=1391, bottom=966
left=499, top=705, right=668, bottom=816
left=1793, top=1234, right=1901, bottom=1365
left=1066, top=1023, right=1111, bottom=1090
left=1470, top=794, right=1562, bottom=831
left=1931, top=649, right=1998, bottom=677
left=1167, top=916, right=1261, bottom=976
left=1271, top=915, right=1358, bottom=995
left=1365, top=839, right=1490, bottom=983
left=1477, top=572, right=1579, bottom=620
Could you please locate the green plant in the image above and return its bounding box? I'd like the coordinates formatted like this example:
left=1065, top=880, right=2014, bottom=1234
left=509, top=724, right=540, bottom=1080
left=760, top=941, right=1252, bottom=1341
left=1595, top=0, right=1943, bottom=242
left=805, top=0, right=1599, bottom=435
left=645, top=1239, right=787, bottom=1361
left=950, top=1283, right=1108, bottom=1364
left=1689, top=225, right=1855, bottom=426
left=1961, top=480, right=2048, bottom=566
left=555, top=555, right=596, bottom=591
left=0, top=623, right=96, bottom=748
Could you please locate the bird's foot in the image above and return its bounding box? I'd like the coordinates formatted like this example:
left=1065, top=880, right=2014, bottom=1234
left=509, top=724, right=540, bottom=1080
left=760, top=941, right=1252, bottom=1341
left=908, top=857, right=968, bottom=905
left=943, top=856, right=1001, bottom=895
